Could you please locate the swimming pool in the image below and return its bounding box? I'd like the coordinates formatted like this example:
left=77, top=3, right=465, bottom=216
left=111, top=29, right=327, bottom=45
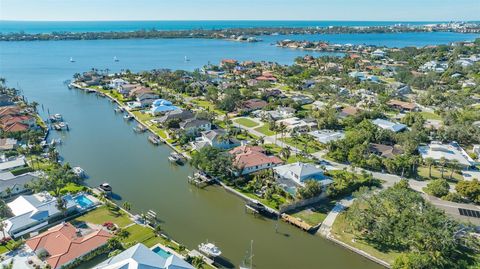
left=74, top=194, right=94, bottom=208
left=152, top=246, right=172, bottom=259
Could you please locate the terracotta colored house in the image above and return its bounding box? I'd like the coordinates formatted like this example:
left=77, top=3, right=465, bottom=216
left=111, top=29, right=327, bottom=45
left=26, top=222, right=112, bottom=269
left=240, top=99, right=268, bottom=113
left=229, top=145, right=283, bottom=175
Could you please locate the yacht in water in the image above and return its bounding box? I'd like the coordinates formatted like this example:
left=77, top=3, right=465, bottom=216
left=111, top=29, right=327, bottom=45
left=198, top=241, right=221, bottom=258
left=184, top=56, right=190, bottom=62
left=114, top=56, right=119, bottom=62
left=69, top=57, right=75, bottom=63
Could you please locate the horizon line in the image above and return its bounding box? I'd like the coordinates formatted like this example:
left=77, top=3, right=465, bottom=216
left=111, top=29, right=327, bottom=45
left=1, top=19, right=479, bottom=23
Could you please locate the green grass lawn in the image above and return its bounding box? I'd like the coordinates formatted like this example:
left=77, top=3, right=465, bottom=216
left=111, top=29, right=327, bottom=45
left=286, top=154, right=316, bottom=164
left=238, top=188, right=288, bottom=210
left=281, top=137, right=322, bottom=154
left=417, top=165, right=463, bottom=182
left=331, top=213, right=400, bottom=265
left=290, top=200, right=335, bottom=226
left=59, top=182, right=87, bottom=195
left=419, top=111, right=442, bottom=121
left=76, top=206, right=132, bottom=228
left=254, top=123, right=275, bottom=136
left=0, top=240, right=18, bottom=255
left=234, top=118, right=260, bottom=128
left=193, top=100, right=224, bottom=115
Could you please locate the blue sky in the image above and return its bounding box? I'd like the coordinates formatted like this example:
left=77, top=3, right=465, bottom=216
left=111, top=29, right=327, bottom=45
left=1, top=0, right=479, bottom=21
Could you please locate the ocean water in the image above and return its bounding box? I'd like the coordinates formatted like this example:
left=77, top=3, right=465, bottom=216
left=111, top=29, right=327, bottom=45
left=0, top=20, right=464, bottom=34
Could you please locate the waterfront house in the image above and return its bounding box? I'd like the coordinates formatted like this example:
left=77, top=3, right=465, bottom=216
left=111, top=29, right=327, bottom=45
left=229, top=145, right=283, bottom=175
left=154, top=110, right=195, bottom=126
left=108, top=78, right=128, bottom=89
left=273, top=162, right=332, bottom=186
left=93, top=243, right=194, bottom=269
left=0, top=114, right=36, bottom=129
left=2, top=122, right=29, bottom=133
left=0, top=138, right=17, bottom=151
left=136, top=92, right=160, bottom=107
left=0, top=94, right=14, bottom=107
left=418, top=142, right=474, bottom=168
left=26, top=222, right=112, bottom=269
left=372, top=118, right=407, bottom=133
left=117, top=83, right=138, bottom=96
left=3, top=192, right=77, bottom=238
left=191, top=129, right=240, bottom=151
left=368, top=143, right=404, bottom=159
left=0, top=171, right=40, bottom=198
left=308, top=130, right=345, bottom=144
left=276, top=117, right=316, bottom=133
left=150, top=99, right=180, bottom=116
left=0, top=155, right=27, bottom=172
left=179, top=118, right=211, bottom=135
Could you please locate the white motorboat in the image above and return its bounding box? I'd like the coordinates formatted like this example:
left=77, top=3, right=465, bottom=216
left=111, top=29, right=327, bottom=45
left=198, top=242, right=222, bottom=257
left=72, top=166, right=86, bottom=178
left=70, top=57, right=75, bottom=63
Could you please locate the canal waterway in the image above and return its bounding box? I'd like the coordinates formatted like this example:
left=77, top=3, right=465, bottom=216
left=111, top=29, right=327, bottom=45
left=0, top=32, right=478, bottom=268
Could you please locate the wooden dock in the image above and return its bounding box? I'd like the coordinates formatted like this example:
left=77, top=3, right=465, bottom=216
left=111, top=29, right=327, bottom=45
left=281, top=213, right=313, bottom=232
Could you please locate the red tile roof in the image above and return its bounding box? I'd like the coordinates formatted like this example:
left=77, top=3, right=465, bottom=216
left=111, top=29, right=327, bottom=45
left=26, top=223, right=112, bottom=269
left=229, top=145, right=283, bottom=169
left=3, top=122, right=28, bottom=133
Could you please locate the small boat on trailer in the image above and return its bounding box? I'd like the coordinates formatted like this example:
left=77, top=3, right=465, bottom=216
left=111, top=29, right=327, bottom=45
left=168, top=152, right=184, bottom=165
left=148, top=135, right=160, bottom=145
left=198, top=242, right=222, bottom=258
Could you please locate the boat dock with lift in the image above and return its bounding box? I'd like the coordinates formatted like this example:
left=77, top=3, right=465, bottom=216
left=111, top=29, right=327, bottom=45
left=188, top=171, right=214, bottom=188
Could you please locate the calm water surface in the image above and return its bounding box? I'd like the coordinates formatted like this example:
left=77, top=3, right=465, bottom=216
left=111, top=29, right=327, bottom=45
left=1, top=33, right=477, bottom=268
left=0, top=20, right=453, bottom=34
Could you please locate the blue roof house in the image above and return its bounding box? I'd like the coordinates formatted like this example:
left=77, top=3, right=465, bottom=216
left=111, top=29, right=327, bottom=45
left=150, top=99, right=180, bottom=116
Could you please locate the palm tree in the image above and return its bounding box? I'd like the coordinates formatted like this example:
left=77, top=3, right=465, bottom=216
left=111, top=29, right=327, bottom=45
left=424, top=157, right=435, bottom=178
left=56, top=197, right=68, bottom=217
left=439, top=157, right=447, bottom=179
left=280, top=147, right=291, bottom=161
left=122, top=201, right=132, bottom=211
left=191, top=256, right=205, bottom=269
left=0, top=221, right=7, bottom=238
left=154, top=224, right=162, bottom=236
left=449, top=159, right=460, bottom=180
left=5, top=187, right=12, bottom=199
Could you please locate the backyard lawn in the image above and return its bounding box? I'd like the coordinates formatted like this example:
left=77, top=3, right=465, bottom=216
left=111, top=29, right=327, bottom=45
left=76, top=206, right=132, bottom=228
left=290, top=200, right=336, bottom=226
left=234, top=117, right=260, bottom=128
left=0, top=240, right=18, bottom=255
left=419, top=111, right=442, bottom=121
left=417, top=165, right=463, bottom=182
left=254, top=123, right=275, bottom=136
left=281, top=136, right=323, bottom=154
